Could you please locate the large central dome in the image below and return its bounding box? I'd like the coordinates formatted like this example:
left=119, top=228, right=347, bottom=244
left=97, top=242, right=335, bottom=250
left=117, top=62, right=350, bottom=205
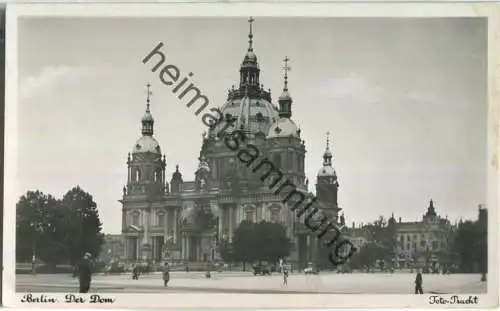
left=216, top=93, right=280, bottom=135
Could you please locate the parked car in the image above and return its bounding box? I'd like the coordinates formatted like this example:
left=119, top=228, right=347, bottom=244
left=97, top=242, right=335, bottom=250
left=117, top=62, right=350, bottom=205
left=304, top=262, right=319, bottom=275
left=253, top=263, right=271, bottom=275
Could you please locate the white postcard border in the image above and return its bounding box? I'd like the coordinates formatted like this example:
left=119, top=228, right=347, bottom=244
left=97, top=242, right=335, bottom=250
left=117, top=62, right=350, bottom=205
left=3, top=2, right=499, bottom=309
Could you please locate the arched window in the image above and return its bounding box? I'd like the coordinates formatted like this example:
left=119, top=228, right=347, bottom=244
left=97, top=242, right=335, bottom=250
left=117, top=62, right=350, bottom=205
left=135, top=169, right=141, bottom=182
left=273, top=154, right=282, bottom=169
left=245, top=211, right=253, bottom=222
left=132, top=212, right=140, bottom=226
left=286, top=152, right=293, bottom=170
left=157, top=212, right=165, bottom=227
left=154, top=169, right=162, bottom=183
left=243, top=205, right=257, bottom=223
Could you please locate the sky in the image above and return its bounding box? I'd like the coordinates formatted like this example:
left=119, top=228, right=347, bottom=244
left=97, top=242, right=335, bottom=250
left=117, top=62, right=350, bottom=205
left=17, top=17, right=487, bottom=234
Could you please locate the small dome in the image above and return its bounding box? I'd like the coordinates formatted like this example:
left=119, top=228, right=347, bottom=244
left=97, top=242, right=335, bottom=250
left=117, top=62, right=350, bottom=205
left=142, top=111, right=154, bottom=122
left=279, top=90, right=292, bottom=101
left=242, top=51, right=258, bottom=66
left=132, top=136, right=161, bottom=154
left=267, top=117, right=300, bottom=139
left=197, top=157, right=210, bottom=173
left=318, top=165, right=336, bottom=177
left=324, top=149, right=333, bottom=158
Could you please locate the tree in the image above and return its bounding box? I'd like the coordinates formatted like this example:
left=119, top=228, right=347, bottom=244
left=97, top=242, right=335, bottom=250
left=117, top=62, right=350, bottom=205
left=61, top=186, right=104, bottom=264
left=16, top=187, right=105, bottom=266
left=231, top=220, right=257, bottom=266
left=479, top=208, right=487, bottom=280
left=231, top=220, right=291, bottom=268
left=253, top=221, right=291, bottom=262
left=452, top=220, right=481, bottom=273
left=364, top=216, right=396, bottom=262
left=16, top=190, right=64, bottom=265
left=348, top=242, right=386, bottom=272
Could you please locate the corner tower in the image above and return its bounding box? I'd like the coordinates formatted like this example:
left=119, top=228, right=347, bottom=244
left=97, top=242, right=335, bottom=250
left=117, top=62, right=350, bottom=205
left=316, top=132, right=341, bottom=220
left=124, top=84, right=167, bottom=197
left=267, top=56, right=306, bottom=187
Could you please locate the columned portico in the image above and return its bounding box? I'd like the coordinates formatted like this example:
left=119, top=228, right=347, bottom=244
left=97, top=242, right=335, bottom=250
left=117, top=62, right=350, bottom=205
left=122, top=224, right=144, bottom=261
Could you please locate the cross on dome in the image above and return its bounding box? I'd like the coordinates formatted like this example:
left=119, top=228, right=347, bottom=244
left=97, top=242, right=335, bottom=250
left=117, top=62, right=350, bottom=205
left=248, top=17, right=254, bottom=52
left=146, top=82, right=152, bottom=112
left=322, top=131, right=333, bottom=167
left=283, top=56, right=291, bottom=91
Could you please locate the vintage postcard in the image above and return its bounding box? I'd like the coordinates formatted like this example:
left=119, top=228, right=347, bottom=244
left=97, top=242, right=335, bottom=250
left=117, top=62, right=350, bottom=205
left=3, top=2, right=499, bottom=309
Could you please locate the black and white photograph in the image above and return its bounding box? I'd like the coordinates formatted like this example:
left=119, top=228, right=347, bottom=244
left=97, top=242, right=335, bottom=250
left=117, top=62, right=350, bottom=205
left=3, top=3, right=499, bottom=309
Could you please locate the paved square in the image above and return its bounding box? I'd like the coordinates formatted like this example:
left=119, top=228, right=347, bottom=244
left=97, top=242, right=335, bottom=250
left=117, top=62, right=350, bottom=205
left=16, top=272, right=487, bottom=294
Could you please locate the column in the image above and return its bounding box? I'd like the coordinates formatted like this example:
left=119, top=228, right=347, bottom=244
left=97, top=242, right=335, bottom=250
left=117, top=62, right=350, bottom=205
left=163, top=208, right=168, bottom=242
left=181, top=235, right=185, bottom=259
left=151, top=238, right=155, bottom=261
left=143, top=210, right=150, bottom=247
left=306, top=235, right=311, bottom=262
left=186, top=235, right=190, bottom=260
left=136, top=238, right=140, bottom=261
left=228, top=208, right=233, bottom=242
left=174, top=209, right=178, bottom=243
left=124, top=237, right=128, bottom=260
left=311, top=236, right=318, bottom=264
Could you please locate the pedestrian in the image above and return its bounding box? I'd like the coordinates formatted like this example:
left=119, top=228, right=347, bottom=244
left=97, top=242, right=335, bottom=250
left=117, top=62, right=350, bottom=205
left=77, top=252, right=93, bottom=293
left=283, top=267, right=288, bottom=286
left=415, top=269, right=423, bottom=294
left=162, top=262, right=170, bottom=287
left=132, top=264, right=139, bottom=280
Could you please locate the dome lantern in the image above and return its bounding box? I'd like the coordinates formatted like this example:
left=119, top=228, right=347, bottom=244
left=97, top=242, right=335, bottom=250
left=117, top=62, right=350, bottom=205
left=132, top=83, right=162, bottom=155
left=239, top=17, right=260, bottom=91
left=141, top=83, right=154, bottom=136
left=278, top=56, right=293, bottom=119
left=317, top=132, right=336, bottom=177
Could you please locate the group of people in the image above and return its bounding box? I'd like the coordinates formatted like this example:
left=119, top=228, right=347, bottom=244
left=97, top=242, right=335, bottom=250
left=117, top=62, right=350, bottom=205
left=131, top=262, right=171, bottom=286
left=74, top=253, right=422, bottom=294
left=74, top=253, right=172, bottom=293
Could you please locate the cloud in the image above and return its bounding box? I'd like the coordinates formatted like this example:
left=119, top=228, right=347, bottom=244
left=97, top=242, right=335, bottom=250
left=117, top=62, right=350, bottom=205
left=318, top=72, right=386, bottom=104
left=19, top=65, right=104, bottom=100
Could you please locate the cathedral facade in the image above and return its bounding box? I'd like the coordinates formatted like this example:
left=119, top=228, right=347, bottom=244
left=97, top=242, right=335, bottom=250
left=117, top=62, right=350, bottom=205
left=120, top=18, right=343, bottom=267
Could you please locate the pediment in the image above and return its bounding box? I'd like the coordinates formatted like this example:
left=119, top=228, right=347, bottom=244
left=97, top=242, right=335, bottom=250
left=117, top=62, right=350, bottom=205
left=123, top=224, right=144, bottom=234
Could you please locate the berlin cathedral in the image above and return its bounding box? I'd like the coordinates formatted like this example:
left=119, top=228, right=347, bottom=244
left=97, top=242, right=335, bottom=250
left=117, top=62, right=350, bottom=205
left=120, top=18, right=345, bottom=268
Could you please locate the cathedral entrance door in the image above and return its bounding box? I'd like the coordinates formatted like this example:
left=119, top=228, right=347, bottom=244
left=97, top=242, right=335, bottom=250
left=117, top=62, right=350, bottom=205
left=298, top=235, right=307, bottom=269
left=128, top=237, right=138, bottom=261
left=153, top=236, right=164, bottom=261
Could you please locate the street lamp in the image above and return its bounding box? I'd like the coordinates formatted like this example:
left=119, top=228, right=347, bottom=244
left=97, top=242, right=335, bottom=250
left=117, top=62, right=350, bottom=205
left=29, top=199, right=41, bottom=275
left=30, top=221, right=38, bottom=274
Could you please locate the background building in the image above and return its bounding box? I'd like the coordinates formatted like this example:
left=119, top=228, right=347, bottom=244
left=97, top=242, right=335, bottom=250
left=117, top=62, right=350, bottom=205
left=100, top=234, right=124, bottom=263
left=393, top=200, right=454, bottom=265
